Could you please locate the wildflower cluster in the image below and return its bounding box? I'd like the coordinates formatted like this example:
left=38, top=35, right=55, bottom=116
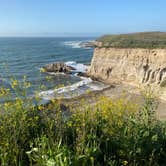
left=0, top=77, right=166, bottom=166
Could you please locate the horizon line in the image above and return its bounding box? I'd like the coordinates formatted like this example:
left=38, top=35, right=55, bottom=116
left=0, top=36, right=99, bottom=38
left=0, top=32, right=102, bottom=38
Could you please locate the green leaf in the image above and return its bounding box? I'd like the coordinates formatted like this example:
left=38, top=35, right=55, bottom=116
left=151, top=134, right=158, bottom=142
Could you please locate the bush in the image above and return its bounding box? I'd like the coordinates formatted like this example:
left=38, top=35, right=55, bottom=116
left=0, top=79, right=166, bottom=165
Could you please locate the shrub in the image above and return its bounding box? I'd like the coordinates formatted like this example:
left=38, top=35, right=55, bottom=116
left=0, top=78, right=166, bottom=165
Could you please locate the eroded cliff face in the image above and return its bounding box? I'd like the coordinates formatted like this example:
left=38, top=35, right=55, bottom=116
left=88, top=47, right=166, bottom=86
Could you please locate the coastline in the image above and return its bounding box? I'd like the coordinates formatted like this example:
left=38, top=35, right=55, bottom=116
left=40, top=59, right=166, bottom=120
left=50, top=81, right=166, bottom=120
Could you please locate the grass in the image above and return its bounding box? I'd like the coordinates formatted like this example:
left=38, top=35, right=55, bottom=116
left=0, top=78, right=166, bottom=165
left=97, top=31, right=166, bottom=48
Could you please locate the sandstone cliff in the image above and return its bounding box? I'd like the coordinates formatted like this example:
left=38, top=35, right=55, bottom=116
left=88, top=47, right=166, bottom=86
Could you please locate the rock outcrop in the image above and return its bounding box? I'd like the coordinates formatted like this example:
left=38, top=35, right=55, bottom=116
left=42, top=62, right=75, bottom=73
left=88, top=47, right=166, bottom=86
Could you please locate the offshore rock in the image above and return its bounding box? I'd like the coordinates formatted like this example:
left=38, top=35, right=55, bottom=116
left=42, top=62, right=75, bottom=74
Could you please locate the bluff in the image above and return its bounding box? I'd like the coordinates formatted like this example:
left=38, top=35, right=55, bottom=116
left=88, top=32, right=166, bottom=87
left=88, top=47, right=166, bottom=86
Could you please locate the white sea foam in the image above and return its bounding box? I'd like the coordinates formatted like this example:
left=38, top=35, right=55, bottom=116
left=39, top=60, right=108, bottom=100
left=39, top=77, right=109, bottom=100
left=63, top=41, right=83, bottom=48
left=65, top=61, right=88, bottom=73
left=45, top=72, right=65, bottom=76
left=39, top=77, right=93, bottom=100
left=63, top=40, right=94, bottom=49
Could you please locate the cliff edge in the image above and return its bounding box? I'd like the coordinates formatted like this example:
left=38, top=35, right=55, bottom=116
left=88, top=47, right=166, bottom=86
left=88, top=32, right=166, bottom=88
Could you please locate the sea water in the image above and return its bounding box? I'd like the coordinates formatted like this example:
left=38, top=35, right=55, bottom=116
left=0, top=37, right=107, bottom=100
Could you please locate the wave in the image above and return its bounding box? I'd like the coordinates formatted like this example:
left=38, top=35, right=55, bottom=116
left=63, top=40, right=94, bottom=49
left=45, top=72, right=66, bottom=76
left=63, top=41, right=83, bottom=48
left=39, top=77, right=109, bottom=100
left=39, top=77, right=93, bottom=100
left=65, top=61, right=88, bottom=73
left=39, top=61, right=108, bottom=100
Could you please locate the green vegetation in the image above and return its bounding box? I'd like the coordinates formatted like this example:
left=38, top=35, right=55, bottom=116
left=97, top=32, right=166, bottom=48
left=0, top=79, right=166, bottom=165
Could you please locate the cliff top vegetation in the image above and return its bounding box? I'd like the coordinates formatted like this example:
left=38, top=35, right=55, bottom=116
left=97, top=32, right=166, bottom=48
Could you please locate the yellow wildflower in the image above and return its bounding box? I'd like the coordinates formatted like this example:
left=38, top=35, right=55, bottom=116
left=40, top=68, right=46, bottom=72
left=4, top=102, right=10, bottom=110
left=0, top=88, right=10, bottom=96
left=123, top=160, right=128, bottom=165
left=11, top=80, right=18, bottom=89
left=24, top=82, right=31, bottom=88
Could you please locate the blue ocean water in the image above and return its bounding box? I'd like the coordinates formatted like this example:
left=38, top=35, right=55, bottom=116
left=0, top=37, right=95, bottom=97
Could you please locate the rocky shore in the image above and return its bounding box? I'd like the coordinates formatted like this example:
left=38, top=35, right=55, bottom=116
left=41, top=33, right=166, bottom=120
left=41, top=60, right=166, bottom=120
left=44, top=82, right=165, bottom=120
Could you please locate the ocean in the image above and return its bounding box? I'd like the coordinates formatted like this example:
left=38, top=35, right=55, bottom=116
left=0, top=37, right=107, bottom=101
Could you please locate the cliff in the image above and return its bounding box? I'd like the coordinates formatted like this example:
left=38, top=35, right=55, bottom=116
left=88, top=47, right=166, bottom=86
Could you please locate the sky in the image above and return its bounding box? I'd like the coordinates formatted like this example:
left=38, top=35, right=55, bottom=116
left=0, top=0, right=166, bottom=37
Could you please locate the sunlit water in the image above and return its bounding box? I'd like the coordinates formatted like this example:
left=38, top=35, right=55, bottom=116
left=0, top=37, right=107, bottom=101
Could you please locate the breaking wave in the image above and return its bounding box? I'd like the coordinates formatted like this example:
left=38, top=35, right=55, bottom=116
left=65, top=61, right=88, bottom=73
left=39, top=61, right=109, bottom=101
left=63, top=40, right=94, bottom=49
left=39, top=77, right=109, bottom=100
left=63, top=41, right=83, bottom=48
left=39, top=77, right=92, bottom=100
